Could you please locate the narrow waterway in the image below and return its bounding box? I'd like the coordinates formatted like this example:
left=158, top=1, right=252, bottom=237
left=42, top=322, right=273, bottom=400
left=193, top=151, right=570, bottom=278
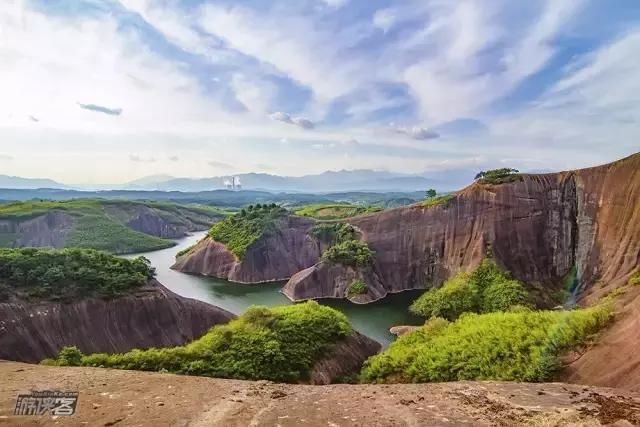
left=125, top=232, right=422, bottom=347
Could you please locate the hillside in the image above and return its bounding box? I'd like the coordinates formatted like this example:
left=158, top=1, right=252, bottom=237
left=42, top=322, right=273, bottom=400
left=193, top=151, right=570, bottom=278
left=0, top=199, right=226, bottom=254
left=2, top=361, right=639, bottom=426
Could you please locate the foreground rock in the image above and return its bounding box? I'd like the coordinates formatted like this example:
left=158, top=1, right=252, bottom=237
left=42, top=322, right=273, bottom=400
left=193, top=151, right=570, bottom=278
left=0, top=280, right=235, bottom=363
left=2, top=361, right=639, bottom=426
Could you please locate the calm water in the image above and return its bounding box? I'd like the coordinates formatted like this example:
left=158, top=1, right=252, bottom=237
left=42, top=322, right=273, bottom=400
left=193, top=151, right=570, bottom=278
left=125, top=232, right=422, bottom=347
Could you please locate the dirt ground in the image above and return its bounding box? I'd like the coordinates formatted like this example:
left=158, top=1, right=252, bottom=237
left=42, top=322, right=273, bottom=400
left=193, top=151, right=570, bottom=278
left=1, top=361, right=639, bottom=426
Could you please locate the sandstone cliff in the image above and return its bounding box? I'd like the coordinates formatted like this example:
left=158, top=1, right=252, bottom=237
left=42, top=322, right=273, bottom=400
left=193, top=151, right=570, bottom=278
left=0, top=280, right=235, bottom=363
left=172, top=215, right=321, bottom=283
left=283, top=153, right=640, bottom=304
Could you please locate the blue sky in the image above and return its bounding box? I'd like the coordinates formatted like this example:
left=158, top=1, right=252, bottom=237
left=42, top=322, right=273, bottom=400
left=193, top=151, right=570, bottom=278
left=0, top=0, right=639, bottom=183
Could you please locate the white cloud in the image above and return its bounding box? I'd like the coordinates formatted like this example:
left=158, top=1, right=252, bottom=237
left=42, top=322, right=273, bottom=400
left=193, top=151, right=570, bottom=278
left=269, top=112, right=315, bottom=129
left=389, top=125, right=439, bottom=140
left=230, top=73, right=278, bottom=115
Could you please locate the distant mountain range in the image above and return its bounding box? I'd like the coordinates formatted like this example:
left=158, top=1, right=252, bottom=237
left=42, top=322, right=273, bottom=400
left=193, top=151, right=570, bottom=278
left=0, top=169, right=476, bottom=193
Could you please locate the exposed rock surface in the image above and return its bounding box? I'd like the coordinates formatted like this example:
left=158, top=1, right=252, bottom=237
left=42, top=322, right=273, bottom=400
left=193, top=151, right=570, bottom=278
left=2, top=361, right=640, bottom=426
left=0, top=280, right=235, bottom=363
left=0, top=210, right=75, bottom=248
left=172, top=215, right=321, bottom=283
left=283, top=153, right=640, bottom=304
left=309, top=331, right=381, bottom=384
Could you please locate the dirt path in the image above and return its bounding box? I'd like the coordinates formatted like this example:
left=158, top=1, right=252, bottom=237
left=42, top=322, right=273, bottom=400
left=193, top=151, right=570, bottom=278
left=1, top=361, right=639, bottom=426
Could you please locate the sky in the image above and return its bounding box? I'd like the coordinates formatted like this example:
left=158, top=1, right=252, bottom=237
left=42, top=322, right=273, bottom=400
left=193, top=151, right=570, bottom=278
left=0, top=0, right=639, bottom=184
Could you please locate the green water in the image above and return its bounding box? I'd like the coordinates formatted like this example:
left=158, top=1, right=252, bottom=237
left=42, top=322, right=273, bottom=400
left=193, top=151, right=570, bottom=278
left=126, top=232, right=423, bottom=347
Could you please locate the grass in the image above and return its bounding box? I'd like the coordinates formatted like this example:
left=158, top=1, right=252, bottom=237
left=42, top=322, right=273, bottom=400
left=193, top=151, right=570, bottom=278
left=0, top=247, right=154, bottom=302
left=629, top=270, right=640, bottom=286
left=65, top=215, right=175, bottom=254
left=420, top=194, right=455, bottom=207
left=294, top=203, right=381, bottom=220
left=0, top=199, right=226, bottom=253
left=44, top=301, right=353, bottom=382
left=208, top=204, right=287, bottom=259
left=361, top=302, right=613, bottom=383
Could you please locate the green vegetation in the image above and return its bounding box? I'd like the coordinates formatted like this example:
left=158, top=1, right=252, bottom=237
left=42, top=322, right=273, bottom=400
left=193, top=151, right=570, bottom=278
left=474, top=168, right=522, bottom=185
left=44, top=301, right=352, bottom=382
left=65, top=215, right=174, bottom=254
left=0, top=247, right=154, bottom=302
left=294, top=203, right=382, bottom=220
left=208, top=204, right=287, bottom=259
left=310, top=223, right=356, bottom=245
left=629, top=270, right=640, bottom=286
left=0, top=199, right=226, bottom=253
left=348, top=279, right=368, bottom=296
left=420, top=194, right=455, bottom=207
left=425, top=189, right=437, bottom=199
left=322, top=240, right=374, bottom=267
left=361, top=303, right=613, bottom=383
left=410, top=258, right=529, bottom=320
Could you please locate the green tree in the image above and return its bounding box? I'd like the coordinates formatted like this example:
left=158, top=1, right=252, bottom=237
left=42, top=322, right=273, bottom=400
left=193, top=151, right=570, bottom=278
left=425, top=189, right=437, bottom=198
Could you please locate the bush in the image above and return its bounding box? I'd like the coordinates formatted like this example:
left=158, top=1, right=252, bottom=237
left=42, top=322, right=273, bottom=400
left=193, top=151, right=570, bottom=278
left=482, top=279, right=529, bottom=312
left=410, top=258, right=530, bottom=319
left=47, top=301, right=353, bottom=382
left=209, top=204, right=287, bottom=258
left=420, top=194, right=455, bottom=208
left=475, top=168, right=522, bottom=185
left=410, top=274, right=478, bottom=320
left=57, top=346, right=84, bottom=366
left=322, top=240, right=374, bottom=267
left=348, top=280, right=368, bottom=296
left=0, top=248, right=154, bottom=301
left=361, top=303, right=613, bottom=383
left=311, top=223, right=356, bottom=245
left=295, top=204, right=381, bottom=220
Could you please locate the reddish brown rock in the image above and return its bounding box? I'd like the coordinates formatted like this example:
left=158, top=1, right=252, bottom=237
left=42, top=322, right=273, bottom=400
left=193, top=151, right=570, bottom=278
left=172, top=215, right=322, bottom=283
left=0, top=280, right=235, bottom=363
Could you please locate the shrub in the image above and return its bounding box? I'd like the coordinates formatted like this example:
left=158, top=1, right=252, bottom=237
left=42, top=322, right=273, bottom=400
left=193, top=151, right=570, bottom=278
left=322, top=240, right=374, bottom=267
left=348, top=279, right=368, bottom=295
left=475, top=168, right=522, bottom=185
left=410, top=258, right=530, bottom=320
left=295, top=204, right=381, bottom=220
left=410, top=274, right=479, bottom=320
left=482, top=279, right=529, bottom=312
left=57, top=346, right=84, bottom=366
left=361, top=303, right=613, bottom=383
left=310, top=223, right=356, bottom=245
left=47, top=301, right=353, bottom=382
left=629, top=271, right=640, bottom=286
left=209, top=204, right=287, bottom=258
left=0, top=248, right=154, bottom=302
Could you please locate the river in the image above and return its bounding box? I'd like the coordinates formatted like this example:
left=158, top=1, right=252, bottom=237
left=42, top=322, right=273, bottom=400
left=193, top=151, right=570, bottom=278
left=125, top=232, right=423, bottom=347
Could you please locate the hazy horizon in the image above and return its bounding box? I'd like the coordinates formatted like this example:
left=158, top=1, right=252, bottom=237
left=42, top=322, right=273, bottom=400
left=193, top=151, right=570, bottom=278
left=1, top=0, right=639, bottom=184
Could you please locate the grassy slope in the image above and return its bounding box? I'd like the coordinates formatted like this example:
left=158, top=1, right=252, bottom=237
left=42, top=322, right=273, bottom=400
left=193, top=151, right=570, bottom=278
left=0, top=199, right=227, bottom=254
left=294, top=203, right=382, bottom=220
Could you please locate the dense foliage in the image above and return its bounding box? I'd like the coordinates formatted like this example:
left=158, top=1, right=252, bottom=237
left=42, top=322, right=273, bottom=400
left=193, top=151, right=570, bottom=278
left=310, top=223, right=357, bottom=245
left=322, top=239, right=374, bottom=267
left=475, top=168, right=522, bottom=185
left=208, top=204, right=287, bottom=258
left=45, top=301, right=352, bottom=382
left=361, top=303, right=613, bottom=383
left=410, top=258, right=529, bottom=319
left=0, top=248, right=154, bottom=301
left=295, top=203, right=381, bottom=220
left=348, top=279, right=368, bottom=296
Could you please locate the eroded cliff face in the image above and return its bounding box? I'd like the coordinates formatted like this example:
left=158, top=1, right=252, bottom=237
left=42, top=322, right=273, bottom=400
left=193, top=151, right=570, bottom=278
left=309, top=332, right=381, bottom=384
left=0, top=211, right=75, bottom=248
left=172, top=216, right=321, bottom=283
left=174, top=154, right=639, bottom=306
left=0, top=280, right=235, bottom=363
